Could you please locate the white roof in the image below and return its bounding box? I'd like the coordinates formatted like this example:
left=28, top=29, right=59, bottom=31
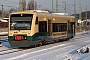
left=26, top=10, right=49, bottom=13
left=0, top=20, right=8, bottom=22
left=3, top=18, right=9, bottom=20
left=52, top=13, right=69, bottom=15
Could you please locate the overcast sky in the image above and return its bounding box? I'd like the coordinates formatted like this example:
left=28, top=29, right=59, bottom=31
left=0, top=0, right=90, bottom=14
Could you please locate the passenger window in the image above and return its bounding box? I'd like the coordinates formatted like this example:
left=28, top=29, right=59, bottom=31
left=52, top=23, right=67, bottom=32
left=35, top=17, right=38, bottom=24
left=39, top=21, right=47, bottom=32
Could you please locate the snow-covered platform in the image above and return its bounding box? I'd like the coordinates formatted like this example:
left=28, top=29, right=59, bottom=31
left=0, top=32, right=8, bottom=36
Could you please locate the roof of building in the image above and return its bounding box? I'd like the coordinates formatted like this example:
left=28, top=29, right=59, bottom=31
left=0, top=20, right=8, bottom=22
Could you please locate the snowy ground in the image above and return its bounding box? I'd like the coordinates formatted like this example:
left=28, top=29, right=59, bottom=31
left=0, top=32, right=8, bottom=35
left=0, top=31, right=90, bottom=60
left=0, top=32, right=8, bottom=38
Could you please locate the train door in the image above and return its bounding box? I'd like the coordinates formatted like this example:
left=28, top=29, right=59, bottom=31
left=38, top=21, right=47, bottom=36
left=48, top=19, right=52, bottom=36
left=68, top=20, right=75, bottom=37
left=67, top=20, right=71, bottom=34
left=70, top=22, right=75, bottom=37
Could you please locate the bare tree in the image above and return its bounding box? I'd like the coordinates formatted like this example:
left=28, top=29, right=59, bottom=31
left=23, top=0, right=26, bottom=10
left=0, top=10, right=2, bottom=14
left=9, top=8, right=17, bottom=13
left=5, top=14, right=9, bottom=18
left=19, top=0, right=26, bottom=11
left=0, top=10, right=5, bottom=18
left=0, top=10, right=2, bottom=18
left=27, top=0, right=37, bottom=10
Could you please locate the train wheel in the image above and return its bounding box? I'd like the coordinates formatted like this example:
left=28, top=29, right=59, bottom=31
left=58, top=39, right=63, bottom=42
left=66, top=38, right=69, bottom=41
left=54, top=40, right=58, bottom=43
left=37, top=41, right=43, bottom=47
left=34, top=45, right=37, bottom=48
left=51, top=40, right=56, bottom=43
left=31, top=45, right=37, bottom=48
left=42, top=40, right=47, bottom=45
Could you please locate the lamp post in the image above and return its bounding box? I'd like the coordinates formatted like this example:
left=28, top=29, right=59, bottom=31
left=62, top=1, right=66, bottom=13
left=52, top=0, right=54, bottom=12
left=85, top=6, right=87, bottom=27
left=79, top=0, right=82, bottom=20
left=1, top=5, right=4, bottom=19
left=79, top=0, right=82, bottom=31
left=56, top=0, right=58, bottom=12
left=73, top=0, right=76, bottom=19
left=8, top=6, right=12, bottom=14
left=72, top=0, right=77, bottom=26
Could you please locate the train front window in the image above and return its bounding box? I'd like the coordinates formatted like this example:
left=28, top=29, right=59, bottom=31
left=10, top=14, right=33, bottom=30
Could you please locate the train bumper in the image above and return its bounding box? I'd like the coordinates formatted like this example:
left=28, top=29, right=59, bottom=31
left=9, top=40, right=31, bottom=47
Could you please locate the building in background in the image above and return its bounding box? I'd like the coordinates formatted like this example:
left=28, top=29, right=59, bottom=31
left=0, top=19, right=8, bottom=28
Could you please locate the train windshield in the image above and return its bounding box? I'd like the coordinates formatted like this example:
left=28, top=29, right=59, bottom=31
left=10, top=14, right=33, bottom=30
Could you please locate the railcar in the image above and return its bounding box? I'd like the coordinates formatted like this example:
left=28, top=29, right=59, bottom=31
left=8, top=10, right=75, bottom=47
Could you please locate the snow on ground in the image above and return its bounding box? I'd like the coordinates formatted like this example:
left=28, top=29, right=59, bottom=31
left=0, top=31, right=90, bottom=60
left=0, top=32, right=8, bottom=35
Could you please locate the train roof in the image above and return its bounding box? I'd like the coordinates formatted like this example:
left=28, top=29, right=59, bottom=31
left=51, top=13, right=69, bottom=15
left=10, top=10, right=49, bottom=14
left=10, top=10, right=75, bottom=18
left=51, top=13, right=74, bottom=18
left=26, top=10, right=49, bottom=13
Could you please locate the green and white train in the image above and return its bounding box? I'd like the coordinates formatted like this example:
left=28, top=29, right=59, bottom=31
left=8, top=10, right=75, bottom=47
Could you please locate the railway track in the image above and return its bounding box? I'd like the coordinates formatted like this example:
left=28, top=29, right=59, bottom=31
left=0, top=47, right=28, bottom=55
left=0, top=37, right=27, bottom=55
left=0, top=48, right=22, bottom=55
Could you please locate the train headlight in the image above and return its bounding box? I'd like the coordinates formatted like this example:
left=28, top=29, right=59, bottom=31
left=10, top=32, right=12, bottom=34
left=28, top=31, right=30, bottom=34
left=25, top=37, right=26, bottom=39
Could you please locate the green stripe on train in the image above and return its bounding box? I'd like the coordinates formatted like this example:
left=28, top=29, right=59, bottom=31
left=8, top=32, right=48, bottom=41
